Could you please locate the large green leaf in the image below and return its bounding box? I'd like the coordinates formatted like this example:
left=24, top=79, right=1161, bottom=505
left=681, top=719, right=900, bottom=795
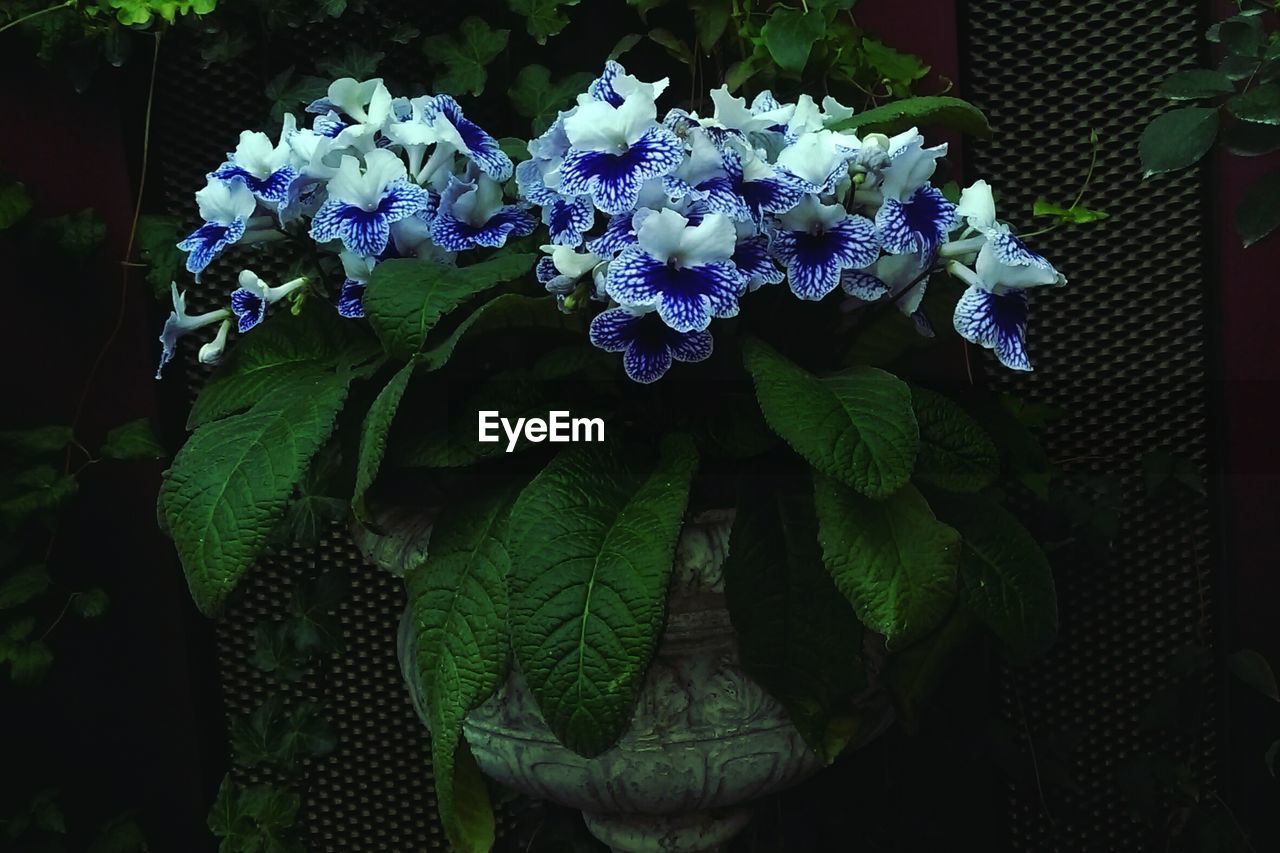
left=723, top=486, right=863, bottom=760
left=508, top=0, right=580, bottom=43
left=188, top=307, right=378, bottom=429
left=933, top=494, right=1057, bottom=661
left=407, top=488, right=514, bottom=853
left=911, top=386, right=998, bottom=492
left=362, top=254, right=536, bottom=360
left=424, top=16, right=509, bottom=97
left=418, top=293, right=585, bottom=372
left=813, top=475, right=959, bottom=648
left=507, top=436, right=699, bottom=756
left=1237, top=168, right=1280, bottom=247
left=508, top=65, right=596, bottom=135
left=352, top=359, right=416, bottom=522
left=1158, top=69, right=1235, bottom=100
left=829, top=96, right=992, bottom=138
left=1229, top=82, right=1280, bottom=126
left=1139, top=107, right=1220, bottom=177
left=743, top=337, right=918, bottom=499
left=761, top=8, right=825, bottom=74
left=160, top=378, right=349, bottom=614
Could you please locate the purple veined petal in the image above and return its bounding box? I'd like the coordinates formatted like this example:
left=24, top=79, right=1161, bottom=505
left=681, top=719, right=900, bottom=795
left=876, top=184, right=958, bottom=256
left=339, top=208, right=394, bottom=257
left=427, top=94, right=514, bottom=181
left=559, top=126, right=685, bottom=215
left=515, top=159, right=560, bottom=206
left=623, top=336, right=674, bottom=384
left=588, top=60, right=627, bottom=106
left=607, top=250, right=742, bottom=332
left=774, top=227, right=869, bottom=301
left=313, top=111, right=347, bottom=138
left=431, top=207, right=536, bottom=252
left=177, top=218, right=247, bottom=276
left=377, top=180, right=432, bottom=222
left=911, top=308, right=935, bottom=338
left=740, top=173, right=807, bottom=222
left=546, top=195, right=595, bottom=246
left=589, top=307, right=643, bottom=352
left=535, top=256, right=559, bottom=285
left=337, top=279, right=366, bottom=318
left=230, top=287, right=266, bottom=333
left=953, top=285, right=1032, bottom=372
left=606, top=247, right=666, bottom=307
left=840, top=270, right=889, bottom=301
left=587, top=212, right=638, bottom=257
left=989, top=230, right=1052, bottom=269
left=210, top=164, right=299, bottom=206
left=668, top=327, right=713, bottom=363
left=734, top=235, right=785, bottom=290
left=827, top=216, right=881, bottom=268
left=697, top=175, right=752, bottom=221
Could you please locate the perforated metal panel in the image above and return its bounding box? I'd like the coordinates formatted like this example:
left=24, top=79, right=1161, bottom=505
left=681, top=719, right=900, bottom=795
left=961, top=2, right=1218, bottom=850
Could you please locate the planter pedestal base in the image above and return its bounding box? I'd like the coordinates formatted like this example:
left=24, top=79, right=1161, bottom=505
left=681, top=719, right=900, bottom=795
left=583, top=809, right=750, bottom=853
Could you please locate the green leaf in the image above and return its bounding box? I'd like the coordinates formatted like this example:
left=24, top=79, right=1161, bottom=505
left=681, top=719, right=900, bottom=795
left=188, top=308, right=378, bottom=430
left=609, top=33, right=643, bottom=61
left=649, top=28, right=693, bottom=65
left=36, top=209, right=106, bottom=255
left=829, top=96, right=992, bottom=138
left=265, top=67, right=330, bottom=123
left=933, top=494, right=1057, bottom=660
left=508, top=0, right=580, bottom=43
left=1229, top=82, right=1280, bottom=125
left=743, top=337, right=918, bottom=499
left=288, top=569, right=347, bottom=654
left=723, top=486, right=864, bottom=760
left=159, top=380, right=350, bottom=615
left=0, top=566, right=50, bottom=610
left=353, top=359, right=416, bottom=522
left=508, top=436, right=699, bottom=756
left=136, top=215, right=184, bottom=299
left=0, top=466, right=78, bottom=520
left=407, top=487, right=514, bottom=853
left=509, top=65, right=596, bottom=135
left=208, top=776, right=301, bottom=852
left=1237, top=168, right=1280, bottom=247
left=0, top=181, right=33, bottom=230
left=87, top=815, right=148, bottom=853
left=813, top=476, right=959, bottom=648
left=424, top=17, right=510, bottom=97
left=1139, top=107, right=1220, bottom=177
left=0, top=426, right=72, bottom=455
left=363, top=254, right=536, bottom=360
left=1031, top=198, right=1110, bottom=224
left=690, top=0, right=731, bottom=50
left=250, top=621, right=308, bottom=681
left=911, top=386, right=998, bottom=492
left=1222, top=119, right=1280, bottom=156
left=419, top=293, right=585, bottom=371
left=860, top=37, right=930, bottom=86
left=1158, top=69, right=1236, bottom=100
left=761, top=8, right=825, bottom=74
left=1227, top=648, right=1279, bottom=702
left=1219, top=19, right=1263, bottom=57
left=316, top=44, right=386, bottom=80
left=71, top=588, right=109, bottom=619
left=101, top=418, right=166, bottom=460
left=232, top=696, right=337, bottom=771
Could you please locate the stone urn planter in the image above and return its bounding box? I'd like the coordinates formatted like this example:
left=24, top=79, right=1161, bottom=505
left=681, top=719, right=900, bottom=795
left=360, top=510, right=893, bottom=853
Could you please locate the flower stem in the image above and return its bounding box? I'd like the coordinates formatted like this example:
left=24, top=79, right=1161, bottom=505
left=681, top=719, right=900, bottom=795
left=0, top=0, right=75, bottom=36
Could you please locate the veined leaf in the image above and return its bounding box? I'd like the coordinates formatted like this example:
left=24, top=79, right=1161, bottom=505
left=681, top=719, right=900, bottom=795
left=419, top=293, right=585, bottom=372
left=933, top=493, right=1057, bottom=661
left=424, top=17, right=510, bottom=97
left=911, top=386, right=999, bottom=492
left=1139, top=107, right=1219, bottom=177
left=829, top=96, right=992, bottom=138
left=363, top=254, right=536, bottom=360
left=160, top=378, right=349, bottom=615
left=508, top=65, right=595, bottom=135
left=761, top=8, right=825, bottom=74
left=508, top=0, right=580, bottom=43
left=352, top=359, right=416, bottom=522
left=723, top=485, right=864, bottom=760
left=507, top=436, right=698, bottom=756
left=407, top=488, right=514, bottom=852
left=743, top=337, right=918, bottom=499
left=1229, top=82, right=1280, bottom=126
left=1158, top=69, right=1235, bottom=100
left=813, top=475, right=959, bottom=648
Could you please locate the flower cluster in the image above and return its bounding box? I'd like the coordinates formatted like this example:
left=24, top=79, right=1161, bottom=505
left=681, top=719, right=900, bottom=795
left=519, top=61, right=1065, bottom=382
left=157, top=77, right=532, bottom=377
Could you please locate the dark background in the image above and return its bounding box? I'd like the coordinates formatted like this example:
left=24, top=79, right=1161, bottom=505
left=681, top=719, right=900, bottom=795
left=1, top=0, right=1277, bottom=850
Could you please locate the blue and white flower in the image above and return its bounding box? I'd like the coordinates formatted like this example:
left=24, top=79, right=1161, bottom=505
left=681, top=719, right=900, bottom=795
left=953, top=179, right=1066, bottom=290
left=952, top=282, right=1032, bottom=371
left=773, top=195, right=880, bottom=300
left=177, top=179, right=258, bottom=277
left=430, top=171, right=536, bottom=252
left=589, top=306, right=713, bottom=383
left=560, top=89, right=684, bottom=215
left=606, top=209, right=743, bottom=332
left=208, top=115, right=300, bottom=208
left=229, top=270, right=309, bottom=333
left=872, top=131, right=957, bottom=255
left=309, top=149, right=431, bottom=257
left=537, top=244, right=605, bottom=312
left=733, top=223, right=784, bottom=292
left=775, top=129, right=859, bottom=193
left=337, top=252, right=375, bottom=318
left=424, top=94, right=513, bottom=182
left=155, top=283, right=231, bottom=377
left=588, top=61, right=669, bottom=107
left=307, top=77, right=392, bottom=146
